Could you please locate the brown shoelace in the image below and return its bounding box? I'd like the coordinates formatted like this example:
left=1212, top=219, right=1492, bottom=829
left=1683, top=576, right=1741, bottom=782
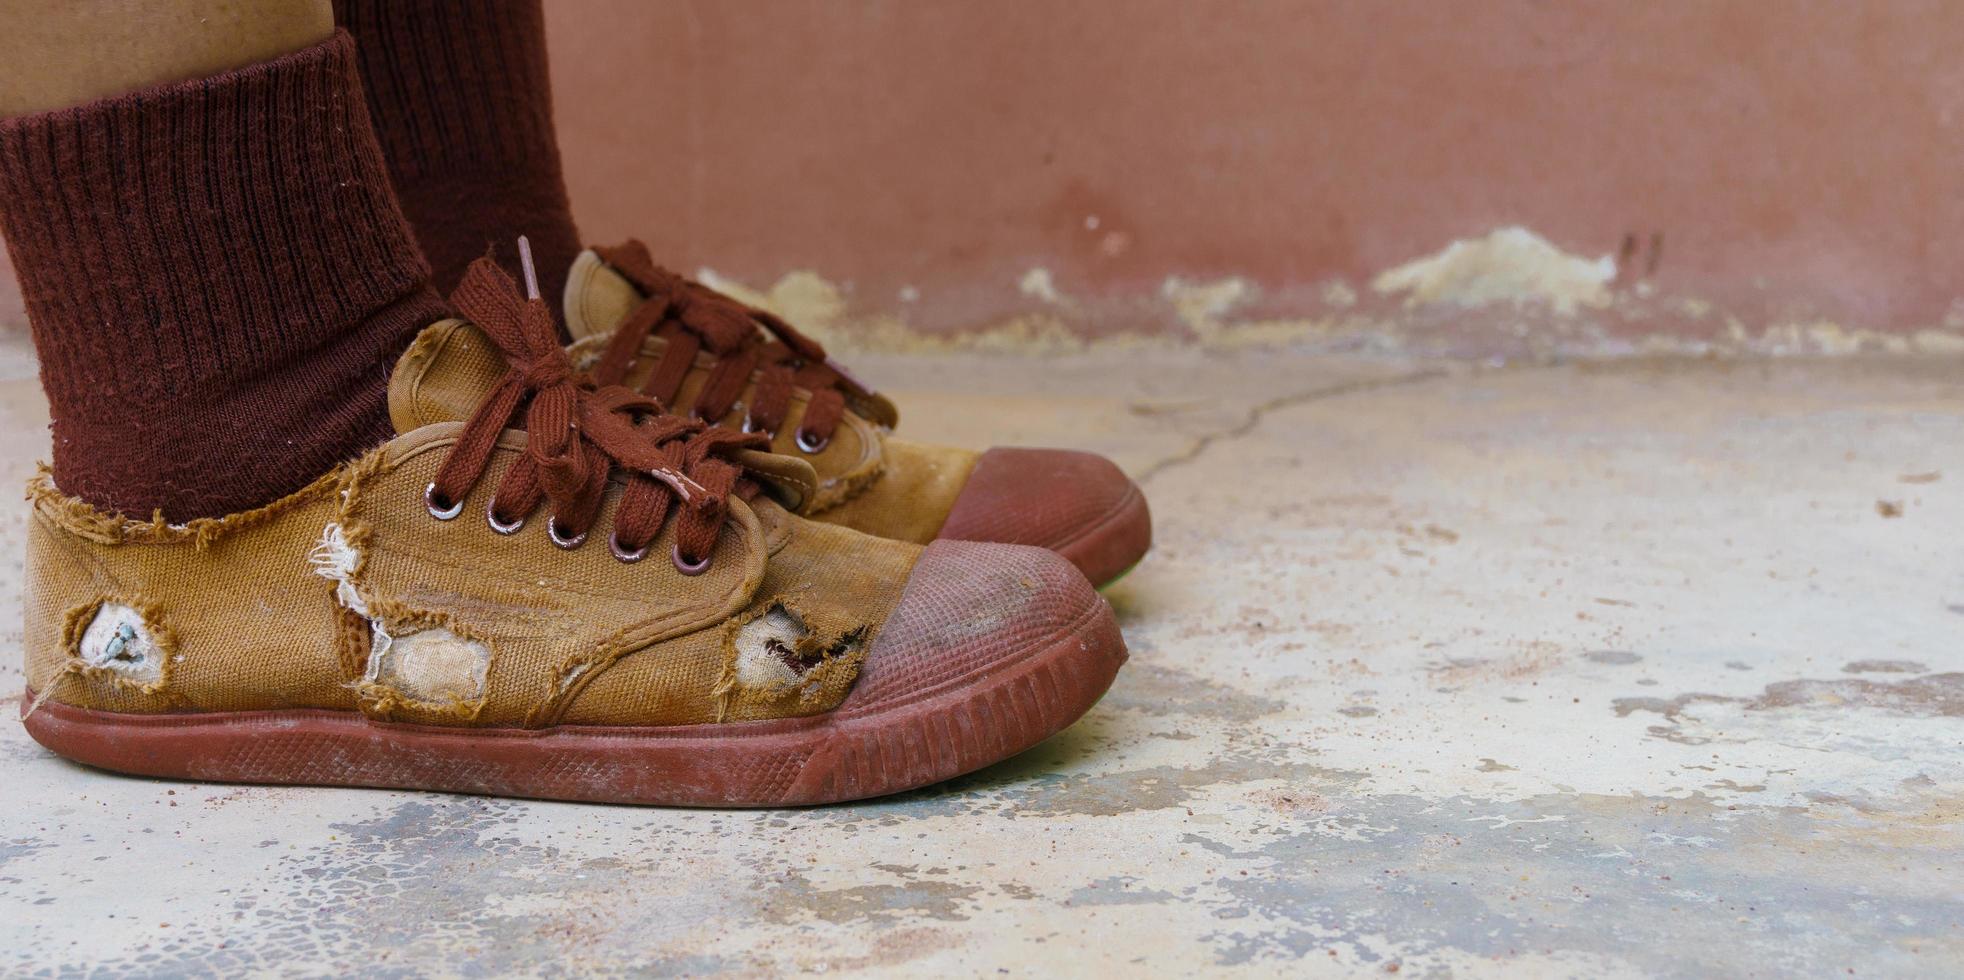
left=424, top=256, right=769, bottom=571
left=589, top=240, right=856, bottom=453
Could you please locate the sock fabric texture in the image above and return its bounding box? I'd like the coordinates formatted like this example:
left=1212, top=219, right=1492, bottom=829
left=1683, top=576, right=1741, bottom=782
left=334, top=0, right=582, bottom=307
left=0, top=31, right=449, bottom=521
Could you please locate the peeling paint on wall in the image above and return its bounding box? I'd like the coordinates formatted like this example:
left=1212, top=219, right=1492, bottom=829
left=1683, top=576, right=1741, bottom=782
left=1161, top=276, right=1257, bottom=338
left=1017, top=268, right=1066, bottom=306
left=676, top=227, right=1964, bottom=363
left=1371, top=226, right=1617, bottom=314
left=698, top=267, right=848, bottom=334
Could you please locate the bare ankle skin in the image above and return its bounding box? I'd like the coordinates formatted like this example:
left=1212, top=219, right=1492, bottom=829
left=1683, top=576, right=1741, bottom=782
left=0, top=0, right=331, bottom=117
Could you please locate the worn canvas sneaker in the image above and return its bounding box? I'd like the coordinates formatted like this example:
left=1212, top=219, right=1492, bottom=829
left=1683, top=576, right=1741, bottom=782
left=549, top=241, right=1152, bottom=586
left=19, top=257, right=1126, bottom=807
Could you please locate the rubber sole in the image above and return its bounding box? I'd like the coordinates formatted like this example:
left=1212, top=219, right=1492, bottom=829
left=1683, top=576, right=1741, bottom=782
left=20, top=610, right=1126, bottom=807
left=1055, top=482, right=1153, bottom=588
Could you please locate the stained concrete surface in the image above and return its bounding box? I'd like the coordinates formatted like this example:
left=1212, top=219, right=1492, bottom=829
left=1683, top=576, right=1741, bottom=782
left=1, top=334, right=1960, bottom=976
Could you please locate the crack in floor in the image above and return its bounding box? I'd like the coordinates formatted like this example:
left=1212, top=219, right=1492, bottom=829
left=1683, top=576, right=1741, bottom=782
left=1134, top=367, right=1455, bottom=485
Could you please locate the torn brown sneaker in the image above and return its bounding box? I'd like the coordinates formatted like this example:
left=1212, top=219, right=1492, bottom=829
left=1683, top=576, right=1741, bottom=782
left=19, top=257, right=1126, bottom=807
left=550, top=242, right=1151, bottom=586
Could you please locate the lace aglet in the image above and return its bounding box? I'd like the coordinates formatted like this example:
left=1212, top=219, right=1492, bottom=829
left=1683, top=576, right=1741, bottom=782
left=517, top=235, right=541, bottom=301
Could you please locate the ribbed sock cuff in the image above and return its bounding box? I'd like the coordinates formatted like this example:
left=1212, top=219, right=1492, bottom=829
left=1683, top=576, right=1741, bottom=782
left=0, top=31, right=449, bottom=520
left=335, top=0, right=582, bottom=303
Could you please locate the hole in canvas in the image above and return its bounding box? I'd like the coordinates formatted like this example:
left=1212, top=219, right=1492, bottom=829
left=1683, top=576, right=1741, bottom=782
left=733, top=603, right=867, bottom=691
left=75, top=603, right=163, bottom=683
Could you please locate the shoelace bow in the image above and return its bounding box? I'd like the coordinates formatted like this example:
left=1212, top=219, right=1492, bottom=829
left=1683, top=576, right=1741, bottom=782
left=425, top=257, right=770, bottom=569
left=589, top=240, right=853, bottom=451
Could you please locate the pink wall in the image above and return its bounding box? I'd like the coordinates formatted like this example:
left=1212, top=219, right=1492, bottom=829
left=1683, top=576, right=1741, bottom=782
left=543, top=0, right=1964, bottom=341
left=7, top=2, right=1964, bottom=345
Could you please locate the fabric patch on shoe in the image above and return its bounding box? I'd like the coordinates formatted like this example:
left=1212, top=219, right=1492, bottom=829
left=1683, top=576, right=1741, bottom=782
left=313, top=520, right=492, bottom=720
left=365, top=624, right=491, bottom=705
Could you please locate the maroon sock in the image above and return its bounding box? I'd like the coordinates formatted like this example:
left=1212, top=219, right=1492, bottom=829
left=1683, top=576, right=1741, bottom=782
left=0, top=31, right=449, bottom=522
left=334, top=0, right=582, bottom=307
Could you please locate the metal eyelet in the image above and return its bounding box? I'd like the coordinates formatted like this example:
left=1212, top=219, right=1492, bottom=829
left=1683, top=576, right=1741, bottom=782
left=671, top=544, right=712, bottom=576
left=794, top=428, right=830, bottom=454
left=609, top=533, right=649, bottom=564
left=425, top=483, right=464, bottom=521
left=547, top=516, right=588, bottom=550
left=486, top=498, right=526, bottom=535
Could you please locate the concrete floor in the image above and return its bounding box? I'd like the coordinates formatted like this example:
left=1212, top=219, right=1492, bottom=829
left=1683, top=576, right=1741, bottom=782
left=1, top=337, right=1960, bottom=976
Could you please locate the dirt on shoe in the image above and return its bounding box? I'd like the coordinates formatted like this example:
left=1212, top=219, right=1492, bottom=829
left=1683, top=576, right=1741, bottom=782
left=554, top=242, right=1152, bottom=586
left=18, top=258, right=1126, bottom=807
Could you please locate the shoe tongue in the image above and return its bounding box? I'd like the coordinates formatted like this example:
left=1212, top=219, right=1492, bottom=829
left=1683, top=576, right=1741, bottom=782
left=561, top=248, right=642, bottom=341
left=388, top=318, right=510, bottom=432
left=386, top=317, right=823, bottom=512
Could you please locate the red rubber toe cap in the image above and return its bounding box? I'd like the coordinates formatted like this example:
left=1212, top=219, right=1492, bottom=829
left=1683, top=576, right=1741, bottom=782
left=843, top=539, right=1122, bottom=716
left=936, top=447, right=1152, bottom=586
left=796, top=540, right=1127, bottom=801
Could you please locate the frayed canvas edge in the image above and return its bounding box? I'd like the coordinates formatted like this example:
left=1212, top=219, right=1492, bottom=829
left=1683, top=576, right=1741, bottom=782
left=524, top=623, right=645, bottom=729
left=25, top=448, right=385, bottom=550
left=805, top=456, right=887, bottom=515
left=524, top=605, right=744, bottom=730
left=711, top=598, right=871, bottom=723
